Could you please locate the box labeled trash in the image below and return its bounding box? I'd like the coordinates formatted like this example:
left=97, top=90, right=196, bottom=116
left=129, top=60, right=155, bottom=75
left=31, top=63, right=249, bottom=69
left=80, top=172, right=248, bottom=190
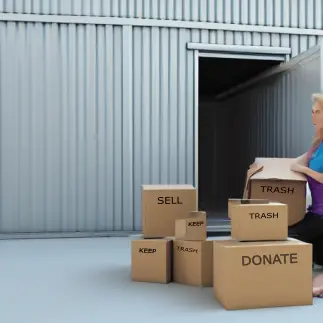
left=175, top=211, right=207, bottom=241
left=213, top=238, right=313, bottom=310
left=142, top=185, right=197, bottom=238
left=229, top=199, right=288, bottom=241
left=131, top=238, right=172, bottom=283
left=173, top=240, right=213, bottom=287
left=243, top=158, right=307, bottom=226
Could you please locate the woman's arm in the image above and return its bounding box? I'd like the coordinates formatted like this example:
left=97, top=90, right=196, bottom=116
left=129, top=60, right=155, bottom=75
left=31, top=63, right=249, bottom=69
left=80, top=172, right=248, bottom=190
left=302, top=167, right=323, bottom=183
left=293, top=153, right=308, bottom=166
left=291, top=149, right=323, bottom=182
left=291, top=162, right=323, bottom=183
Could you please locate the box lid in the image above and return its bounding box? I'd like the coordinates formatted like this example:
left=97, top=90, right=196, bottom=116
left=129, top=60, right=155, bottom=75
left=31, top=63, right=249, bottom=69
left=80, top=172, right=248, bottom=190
left=142, top=184, right=195, bottom=190
left=243, top=158, right=306, bottom=199
left=214, top=238, right=309, bottom=248
left=250, top=158, right=307, bottom=182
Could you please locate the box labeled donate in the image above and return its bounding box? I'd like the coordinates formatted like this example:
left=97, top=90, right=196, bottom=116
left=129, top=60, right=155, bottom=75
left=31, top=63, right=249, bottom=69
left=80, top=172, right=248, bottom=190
left=213, top=238, right=312, bottom=310
left=173, top=240, right=213, bottom=287
left=142, top=185, right=197, bottom=238
left=229, top=199, right=288, bottom=241
left=243, top=158, right=306, bottom=226
left=175, top=211, right=207, bottom=241
left=131, top=238, right=172, bottom=283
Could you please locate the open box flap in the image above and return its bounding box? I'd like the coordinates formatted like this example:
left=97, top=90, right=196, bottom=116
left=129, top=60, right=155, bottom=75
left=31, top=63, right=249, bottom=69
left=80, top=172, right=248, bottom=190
left=228, top=198, right=269, bottom=219
left=250, top=158, right=307, bottom=181
left=243, top=157, right=307, bottom=199
left=242, top=164, right=264, bottom=199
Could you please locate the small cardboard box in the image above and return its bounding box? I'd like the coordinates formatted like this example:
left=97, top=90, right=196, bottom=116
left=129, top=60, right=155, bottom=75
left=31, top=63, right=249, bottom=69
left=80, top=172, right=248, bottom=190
left=213, top=238, right=313, bottom=310
left=175, top=211, right=207, bottom=241
left=142, top=185, right=197, bottom=238
left=229, top=199, right=288, bottom=241
left=131, top=238, right=172, bottom=283
left=173, top=240, right=213, bottom=287
left=243, top=158, right=307, bottom=226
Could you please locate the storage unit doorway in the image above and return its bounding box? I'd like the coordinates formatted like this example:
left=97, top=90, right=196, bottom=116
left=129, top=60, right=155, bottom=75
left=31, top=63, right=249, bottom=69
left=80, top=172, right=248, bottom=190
left=195, top=43, right=323, bottom=232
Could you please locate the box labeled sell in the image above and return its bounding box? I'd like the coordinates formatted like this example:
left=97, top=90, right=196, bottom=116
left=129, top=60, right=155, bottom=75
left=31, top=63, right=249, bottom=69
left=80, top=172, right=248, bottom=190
left=175, top=211, right=207, bottom=241
left=173, top=240, right=213, bottom=287
left=131, top=238, right=172, bottom=284
left=142, top=185, right=197, bottom=238
left=243, top=158, right=307, bottom=226
left=213, top=238, right=313, bottom=310
left=229, top=199, right=288, bottom=241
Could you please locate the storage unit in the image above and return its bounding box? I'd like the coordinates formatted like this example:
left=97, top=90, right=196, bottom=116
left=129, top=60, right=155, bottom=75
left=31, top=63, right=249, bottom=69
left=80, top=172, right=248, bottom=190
left=0, top=1, right=323, bottom=236
left=200, top=44, right=322, bottom=229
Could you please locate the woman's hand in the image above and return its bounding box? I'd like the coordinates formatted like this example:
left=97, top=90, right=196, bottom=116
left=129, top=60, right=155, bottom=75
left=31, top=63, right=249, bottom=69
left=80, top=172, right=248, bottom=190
left=290, top=162, right=307, bottom=173
left=291, top=162, right=323, bottom=182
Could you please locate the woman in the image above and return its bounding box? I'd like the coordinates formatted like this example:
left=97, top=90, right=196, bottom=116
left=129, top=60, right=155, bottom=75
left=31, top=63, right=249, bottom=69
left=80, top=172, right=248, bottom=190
left=289, top=93, right=323, bottom=297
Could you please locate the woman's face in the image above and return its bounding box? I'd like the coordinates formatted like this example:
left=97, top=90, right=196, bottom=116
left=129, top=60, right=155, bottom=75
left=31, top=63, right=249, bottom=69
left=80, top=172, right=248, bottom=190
left=312, top=101, right=323, bottom=130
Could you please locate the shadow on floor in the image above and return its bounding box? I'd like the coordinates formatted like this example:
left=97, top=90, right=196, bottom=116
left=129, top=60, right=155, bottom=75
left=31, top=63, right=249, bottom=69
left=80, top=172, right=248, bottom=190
left=80, top=264, right=221, bottom=312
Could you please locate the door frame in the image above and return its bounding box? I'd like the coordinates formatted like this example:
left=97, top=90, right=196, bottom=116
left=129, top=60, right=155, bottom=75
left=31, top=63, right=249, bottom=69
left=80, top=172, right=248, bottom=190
left=190, top=43, right=292, bottom=231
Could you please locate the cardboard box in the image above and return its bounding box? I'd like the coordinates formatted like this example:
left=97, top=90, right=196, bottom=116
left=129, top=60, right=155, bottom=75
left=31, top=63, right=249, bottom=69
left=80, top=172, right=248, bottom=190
left=229, top=199, right=288, bottom=241
left=213, top=238, right=313, bottom=310
left=175, top=211, right=207, bottom=241
left=243, top=158, right=307, bottom=226
left=131, top=238, right=172, bottom=283
left=142, top=185, right=197, bottom=238
left=173, top=240, right=213, bottom=287
left=228, top=199, right=269, bottom=219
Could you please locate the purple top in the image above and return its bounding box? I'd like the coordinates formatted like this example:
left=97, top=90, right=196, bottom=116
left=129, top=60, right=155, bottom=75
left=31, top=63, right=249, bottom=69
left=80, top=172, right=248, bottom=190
left=307, top=141, right=323, bottom=216
left=307, top=177, right=323, bottom=215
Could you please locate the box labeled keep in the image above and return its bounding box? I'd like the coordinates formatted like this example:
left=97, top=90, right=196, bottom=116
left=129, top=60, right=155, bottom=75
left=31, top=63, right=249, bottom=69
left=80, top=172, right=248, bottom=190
left=142, top=185, right=197, bottom=238
left=131, top=238, right=172, bottom=284
left=175, top=211, right=207, bottom=241
left=229, top=199, right=288, bottom=241
left=173, top=240, right=213, bottom=287
left=213, top=238, right=313, bottom=310
left=243, top=158, right=307, bottom=226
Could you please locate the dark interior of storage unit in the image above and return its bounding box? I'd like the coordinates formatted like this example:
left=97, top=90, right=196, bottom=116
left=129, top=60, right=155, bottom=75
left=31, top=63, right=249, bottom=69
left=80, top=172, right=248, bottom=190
left=198, top=57, right=281, bottom=228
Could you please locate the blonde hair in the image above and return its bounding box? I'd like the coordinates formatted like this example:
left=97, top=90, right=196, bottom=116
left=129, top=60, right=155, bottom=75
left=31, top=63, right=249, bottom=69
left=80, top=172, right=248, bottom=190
left=311, top=93, right=323, bottom=147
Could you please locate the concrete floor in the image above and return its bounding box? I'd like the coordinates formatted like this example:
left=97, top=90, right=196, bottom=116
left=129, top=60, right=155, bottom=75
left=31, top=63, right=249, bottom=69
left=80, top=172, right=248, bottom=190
left=0, top=237, right=322, bottom=323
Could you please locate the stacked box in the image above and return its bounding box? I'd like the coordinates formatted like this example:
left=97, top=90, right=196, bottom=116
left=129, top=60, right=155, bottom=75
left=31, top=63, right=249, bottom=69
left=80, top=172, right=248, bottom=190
left=213, top=196, right=313, bottom=310
left=131, top=184, right=198, bottom=284
left=173, top=211, right=213, bottom=287
left=141, top=185, right=197, bottom=238
left=228, top=199, right=288, bottom=241
left=129, top=160, right=312, bottom=310
left=243, top=157, right=307, bottom=226
left=131, top=238, right=173, bottom=284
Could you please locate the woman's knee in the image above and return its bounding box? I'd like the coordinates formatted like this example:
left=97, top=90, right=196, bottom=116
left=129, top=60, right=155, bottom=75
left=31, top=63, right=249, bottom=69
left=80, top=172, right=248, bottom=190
left=290, top=213, right=323, bottom=241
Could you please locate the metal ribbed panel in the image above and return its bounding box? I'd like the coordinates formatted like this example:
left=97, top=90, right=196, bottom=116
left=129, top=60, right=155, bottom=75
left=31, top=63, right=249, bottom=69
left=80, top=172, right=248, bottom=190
left=213, top=48, right=321, bottom=200
left=0, top=18, right=322, bottom=234
left=0, top=0, right=323, bottom=29
left=0, top=22, right=194, bottom=233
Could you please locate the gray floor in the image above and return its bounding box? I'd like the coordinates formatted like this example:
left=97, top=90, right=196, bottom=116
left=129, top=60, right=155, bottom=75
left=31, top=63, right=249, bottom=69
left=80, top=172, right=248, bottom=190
left=1, top=237, right=322, bottom=323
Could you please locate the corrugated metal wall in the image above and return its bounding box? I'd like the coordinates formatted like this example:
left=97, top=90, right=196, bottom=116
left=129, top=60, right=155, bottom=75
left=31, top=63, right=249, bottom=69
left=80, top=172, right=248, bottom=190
left=211, top=46, right=321, bottom=201
left=1, top=0, right=323, bottom=30
left=0, top=2, right=323, bottom=234
left=0, top=21, right=196, bottom=233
